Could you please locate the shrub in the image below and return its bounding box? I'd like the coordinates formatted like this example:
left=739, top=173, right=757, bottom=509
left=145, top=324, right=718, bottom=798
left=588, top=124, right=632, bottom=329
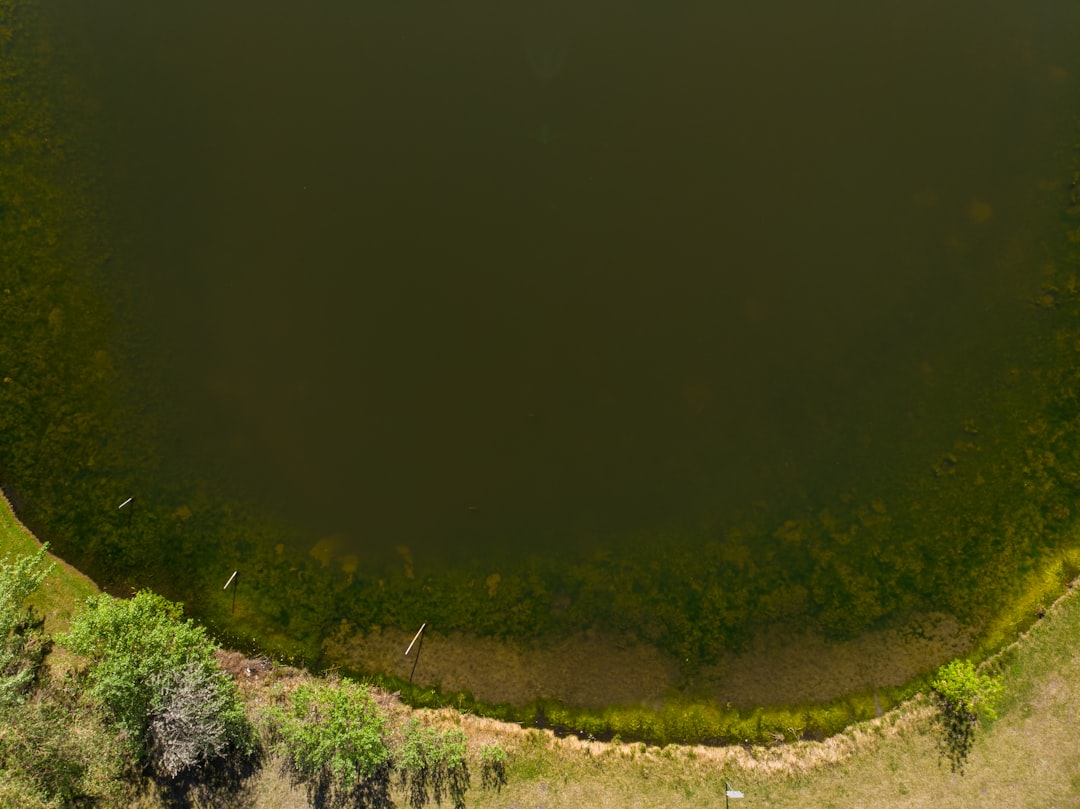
left=0, top=545, right=53, bottom=707
left=58, top=590, right=251, bottom=777
left=270, top=678, right=391, bottom=809
left=478, top=743, right=508, bottom=792
left=394, top=719, right=469, bottom=809
left=147, top=660, right=250, bottom=779
left=931, top=659, right=1002, bottom=774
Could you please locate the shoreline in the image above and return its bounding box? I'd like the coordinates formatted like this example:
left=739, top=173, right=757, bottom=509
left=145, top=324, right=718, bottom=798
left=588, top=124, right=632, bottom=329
left=0, top=481, right=968, bottom=723
left=3, top=461, right=1079, bottom=764
left=8, top=496, right=1079, bottom=808
left=0, top=487, right=99, bottom=636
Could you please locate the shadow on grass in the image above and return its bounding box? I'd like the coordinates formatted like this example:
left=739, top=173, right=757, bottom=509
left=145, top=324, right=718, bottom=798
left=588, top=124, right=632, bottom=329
left=151, top=744, right=266, bottom=809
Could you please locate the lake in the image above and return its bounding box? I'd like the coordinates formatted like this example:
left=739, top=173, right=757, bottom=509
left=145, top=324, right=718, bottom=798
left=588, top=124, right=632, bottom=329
left=18, top=0, right=1080, bottom=710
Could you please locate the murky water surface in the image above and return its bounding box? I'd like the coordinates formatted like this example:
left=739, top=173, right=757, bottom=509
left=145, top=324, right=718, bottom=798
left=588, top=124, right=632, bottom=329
left=50, top=0, right=1080, bottom=568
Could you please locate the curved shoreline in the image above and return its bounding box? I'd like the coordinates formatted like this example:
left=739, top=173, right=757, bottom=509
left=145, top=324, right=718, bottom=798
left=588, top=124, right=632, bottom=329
left=0, top=484, right=950, bottom=718
left=4, top=467, right=1079, bottom=753
left=10, top=482, right=1080, bottom=806
left=0, top=471, right=1035, bottom=730
left=0, top=487, right=99, bottom=634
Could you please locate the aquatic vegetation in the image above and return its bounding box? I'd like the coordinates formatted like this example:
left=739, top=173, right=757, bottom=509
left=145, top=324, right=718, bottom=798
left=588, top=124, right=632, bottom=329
left=308, top=535, right=341, bottom=567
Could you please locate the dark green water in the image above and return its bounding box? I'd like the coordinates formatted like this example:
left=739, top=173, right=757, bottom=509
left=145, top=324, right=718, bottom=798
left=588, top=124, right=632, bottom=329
left=49, top=0, right=1077, bottom=566
left=12, top=0, right=1080, bottom=700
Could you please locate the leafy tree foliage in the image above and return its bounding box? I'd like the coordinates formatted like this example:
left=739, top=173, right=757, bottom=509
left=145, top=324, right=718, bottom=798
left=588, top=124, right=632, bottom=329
left=0, top=545, right=53, bottom=707
left=58, top=590, right=251, bottom=778
left=270, top=678, right=392, bottom=808
left=394, top=720, right=469, bottom=809
left=931, top=659, right=1002, bottom=774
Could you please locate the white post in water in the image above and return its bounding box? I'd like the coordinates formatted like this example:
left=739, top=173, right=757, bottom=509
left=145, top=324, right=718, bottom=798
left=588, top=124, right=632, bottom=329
left=118, top=496, right=134, bottom=526
left=405, top=623, right=427, bottom=683
left=224, top=570, right=238, bottom=614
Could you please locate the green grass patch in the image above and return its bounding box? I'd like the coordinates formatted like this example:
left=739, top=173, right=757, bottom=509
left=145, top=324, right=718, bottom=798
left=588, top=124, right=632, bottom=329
left=0, top=492, right=97, bottom=638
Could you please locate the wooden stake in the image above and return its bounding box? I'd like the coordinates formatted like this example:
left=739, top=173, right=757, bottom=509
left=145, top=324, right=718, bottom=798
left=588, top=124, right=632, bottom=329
left=405, top=623, right=426, bottom=683
left=224, top=570, right=238, bottom=614
left=118, top=496, right=134, bottom=527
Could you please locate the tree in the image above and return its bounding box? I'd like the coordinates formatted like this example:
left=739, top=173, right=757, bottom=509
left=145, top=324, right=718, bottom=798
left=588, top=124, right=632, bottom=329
left=58, top=590, right=251, bottom=779
left=930, top=659, right=1002, bottom=774
left=270, top=678, right=392, bottom=809
left=0, top=545, right=53, bottom=707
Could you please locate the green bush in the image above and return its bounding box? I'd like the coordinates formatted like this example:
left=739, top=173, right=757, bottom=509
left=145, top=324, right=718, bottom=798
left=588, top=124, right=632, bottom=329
left=0, top=545, right=53, bottom=707
left=58, top=590, right=251, bottom=777
left=394, top=719, right=469, bottom=809
left=269, top=678, right=391, bottom=808
left=931, top=659, right=1002, bottom=774
left=478, top=743, right=508, bottom=792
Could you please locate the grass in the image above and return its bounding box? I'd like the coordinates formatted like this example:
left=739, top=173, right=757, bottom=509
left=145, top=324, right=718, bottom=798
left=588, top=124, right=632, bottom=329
left=6, top=487, right=1080, bottom=808
left=0, top=490, right=97, bottom=636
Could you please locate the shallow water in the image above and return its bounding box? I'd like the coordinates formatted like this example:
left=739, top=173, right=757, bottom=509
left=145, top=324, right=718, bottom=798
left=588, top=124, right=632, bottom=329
left=45, top=0, right=1080, bottom=576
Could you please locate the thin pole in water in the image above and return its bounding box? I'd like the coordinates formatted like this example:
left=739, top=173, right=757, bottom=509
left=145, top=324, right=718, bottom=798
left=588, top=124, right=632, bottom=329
left=405, top=623, right=426, bottom=683
left=224, top=570, right=238, bottom=614
left=118, top=497, right=134, bottom=527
